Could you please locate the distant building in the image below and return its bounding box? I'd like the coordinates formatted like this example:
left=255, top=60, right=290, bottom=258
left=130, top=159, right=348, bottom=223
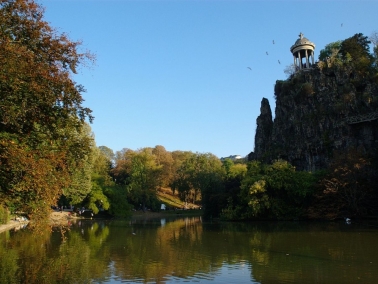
left=220, top=155, right=243, bottom=161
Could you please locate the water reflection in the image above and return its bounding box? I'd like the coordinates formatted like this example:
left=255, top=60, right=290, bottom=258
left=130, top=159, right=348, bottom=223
left=1, top=218, right=378, bottom=283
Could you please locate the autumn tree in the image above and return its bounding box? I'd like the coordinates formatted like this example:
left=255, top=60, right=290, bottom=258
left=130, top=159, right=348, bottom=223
left=112, top=148, right=135, bottom=185
left=0, top=0, right=94, bottom=220
left=308, top=149, right=377, bottom=219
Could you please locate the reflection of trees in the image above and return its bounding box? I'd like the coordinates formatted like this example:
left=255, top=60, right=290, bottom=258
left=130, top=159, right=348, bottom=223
left=0, top=222, right=112, bottom=284
left=0, top=231, right=18, bottom=284
left=2, top=220, right=378, bottom=283
left=105, top=217, right=209, bottom=283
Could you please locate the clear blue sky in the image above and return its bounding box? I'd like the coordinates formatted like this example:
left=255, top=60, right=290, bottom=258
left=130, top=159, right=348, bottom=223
left=39, top=0, right=377, bottom=158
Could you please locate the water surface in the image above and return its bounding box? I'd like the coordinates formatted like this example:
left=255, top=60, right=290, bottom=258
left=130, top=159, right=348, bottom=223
left=1, top=216, right=378, bottom=283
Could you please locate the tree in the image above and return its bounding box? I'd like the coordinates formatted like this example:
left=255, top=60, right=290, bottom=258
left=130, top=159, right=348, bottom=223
left=370, top=31, right=378, bottom=70
left=127, top=148, right=161, bottom=210
left=339, top=33, right=373, bottom=72
left=98, top=146, right=115, bottom=167
left=225, top=160, right=316, bottom=220
left=93, top=146, right=114, bottom=184
left=170, top=150, right=193, bottom=194
left=61, top=123, right=95, bottom=205
left=0, top=0, right=94, bottom=220
left=152, top=145, right=174, bottom=189
left=112, top=148, right=134, bottom=185
left=171, top=152, right=224, bottom=213
left=283, top=64, right=297, bottom=78
left=318, top=41, right=342, bottom=61
left=309, top=149, right=377, bottom=219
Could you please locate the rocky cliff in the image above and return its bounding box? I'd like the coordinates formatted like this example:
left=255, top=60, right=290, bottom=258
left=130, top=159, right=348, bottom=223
left=249, top=64, right=378, bottom=171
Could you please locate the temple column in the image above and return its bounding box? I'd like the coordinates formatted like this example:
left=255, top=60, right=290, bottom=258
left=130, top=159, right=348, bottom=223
left=298, top=52, right=302, bottom=69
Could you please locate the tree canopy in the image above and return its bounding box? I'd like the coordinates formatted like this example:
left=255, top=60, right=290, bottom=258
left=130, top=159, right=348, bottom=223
left=0, top=0, right=94, bottom=220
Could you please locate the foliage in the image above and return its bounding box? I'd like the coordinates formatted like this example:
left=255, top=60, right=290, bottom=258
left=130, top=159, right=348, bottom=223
left=308, top=149, right=377, bottom=219
left=171, top=152, right=224, bottom=214
left=0, top=0, right=94, bottom=221
left=126, top=148, right=162, bottom=210
left=298, top=82, right=314, bottom=96
left=316, top=33, right=378, bottom=77
left=82, top=182, right=110, bottom=214
left=318, top=41, right=342, bottom=61
left=0, top=205, right=9, bottom=224
left=340, top=33, right=372, bottom=63
left=152, top=145, right=174, bottom=189
left=223, top=160, right=316, bottom=220
left=283, top=64, right=297, bottom=78
left=0, top=135, right=71, bottom=219
left=103, top=185, right=131, bottom=217
left=61, top=123, right=96, bottom=205
left=90, top=145, right=131, bottom=217
left=370, top=31, right=378, bottom=70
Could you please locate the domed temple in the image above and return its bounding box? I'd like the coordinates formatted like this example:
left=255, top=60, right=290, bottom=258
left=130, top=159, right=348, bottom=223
left=290, top=33, right=315, bottom=71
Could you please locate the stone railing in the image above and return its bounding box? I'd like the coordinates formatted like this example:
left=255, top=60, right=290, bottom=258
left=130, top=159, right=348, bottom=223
left=346, top=111, right=378, bottom=124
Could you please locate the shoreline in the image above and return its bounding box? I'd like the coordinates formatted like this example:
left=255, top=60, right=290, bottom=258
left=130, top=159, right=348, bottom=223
left=0, top=219, right=29, bottom=234
left=0, top=209, right=203, bottom=233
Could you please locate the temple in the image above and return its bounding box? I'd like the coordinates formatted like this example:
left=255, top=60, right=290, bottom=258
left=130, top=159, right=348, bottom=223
left=290, top=33, right=315, bottom=71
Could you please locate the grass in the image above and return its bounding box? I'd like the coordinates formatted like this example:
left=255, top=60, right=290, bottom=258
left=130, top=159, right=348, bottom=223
left=156, top=188, right=200, bottom=210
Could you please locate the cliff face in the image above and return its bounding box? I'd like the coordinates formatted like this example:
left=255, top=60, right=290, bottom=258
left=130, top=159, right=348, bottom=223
left=250, top=65, right=378, bottom=171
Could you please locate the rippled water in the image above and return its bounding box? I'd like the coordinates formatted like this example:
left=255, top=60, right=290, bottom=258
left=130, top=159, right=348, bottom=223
left=1, top=216, right=378, bottom=283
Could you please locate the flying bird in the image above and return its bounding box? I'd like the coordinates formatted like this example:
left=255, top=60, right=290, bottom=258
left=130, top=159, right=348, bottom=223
left=266, top=51, right=269, bottom=55
left=247, top=67, right=252, bottom=70
left=278, top=60, right=281, bottom=64
left=273, top=40, right=275, bottom=44
left=341, top=23, right=343, bottom=27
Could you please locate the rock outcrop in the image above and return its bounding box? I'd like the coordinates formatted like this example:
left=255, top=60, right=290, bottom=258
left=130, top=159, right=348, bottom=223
left=250, top=64, right=378, bottom=171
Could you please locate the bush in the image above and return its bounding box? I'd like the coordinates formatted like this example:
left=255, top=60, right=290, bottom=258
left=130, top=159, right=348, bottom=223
left=0, top=206, right=10, bottom=225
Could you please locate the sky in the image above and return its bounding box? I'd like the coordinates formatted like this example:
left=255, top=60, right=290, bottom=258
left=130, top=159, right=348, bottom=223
left=38, top=0, right=377, bottom=158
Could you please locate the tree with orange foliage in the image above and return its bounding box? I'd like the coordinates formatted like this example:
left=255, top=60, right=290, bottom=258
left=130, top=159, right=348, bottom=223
left=308, top=149, right=377, bottom=219
left=0, top=0, right=94, bottom=221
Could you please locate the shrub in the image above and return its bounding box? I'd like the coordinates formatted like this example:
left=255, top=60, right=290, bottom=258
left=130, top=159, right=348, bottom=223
left=0, top=206, right=10, bottom=225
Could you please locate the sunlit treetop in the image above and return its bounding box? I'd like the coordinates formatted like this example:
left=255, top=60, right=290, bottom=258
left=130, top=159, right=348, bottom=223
left=0, top=0, right=95, bottom=137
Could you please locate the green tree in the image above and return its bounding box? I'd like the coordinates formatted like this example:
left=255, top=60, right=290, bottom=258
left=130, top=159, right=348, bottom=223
left=61, top=123, right=95, bottom=205
left=127, top=148, right=162, bottom=210
left=318, top=40, right=342, bottom=61
left=339, top=33, right=373, bottom=73
left=225, top=160, right=316, bottom=220
left=170, top=150, right=193, bottom=194
left=171, top=152, right=224, bottom=213
left=152, top=145, right=174, bottom=189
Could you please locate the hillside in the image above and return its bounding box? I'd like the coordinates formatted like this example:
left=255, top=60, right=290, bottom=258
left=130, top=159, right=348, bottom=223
left=157, top=188, right=200, bottom=210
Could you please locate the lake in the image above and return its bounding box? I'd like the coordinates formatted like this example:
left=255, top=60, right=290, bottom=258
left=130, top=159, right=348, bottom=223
left=1, top=216, right=378, bottom=283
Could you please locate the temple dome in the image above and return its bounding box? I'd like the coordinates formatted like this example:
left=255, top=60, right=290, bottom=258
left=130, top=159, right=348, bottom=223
left=290, top=33, right=315, bottom=53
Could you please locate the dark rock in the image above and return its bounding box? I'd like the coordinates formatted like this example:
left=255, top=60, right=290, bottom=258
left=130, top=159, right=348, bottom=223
left=251, top=66, right=378, bottom=171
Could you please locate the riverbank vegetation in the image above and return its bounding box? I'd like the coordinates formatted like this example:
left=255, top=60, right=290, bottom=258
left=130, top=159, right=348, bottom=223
left=1, top=1, right=378, bottom=225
